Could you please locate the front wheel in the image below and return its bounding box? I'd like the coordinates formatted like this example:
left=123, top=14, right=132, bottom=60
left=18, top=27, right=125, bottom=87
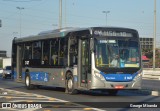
left=25, top=74, right=35, bottom=90
left=65, top=73, right=78, bottom=94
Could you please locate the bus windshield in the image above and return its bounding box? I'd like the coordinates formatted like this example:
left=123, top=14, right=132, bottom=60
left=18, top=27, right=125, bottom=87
left=94, top=37, right=140, bottom=72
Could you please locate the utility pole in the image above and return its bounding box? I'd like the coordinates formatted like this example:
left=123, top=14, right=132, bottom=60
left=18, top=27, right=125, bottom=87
left=17, top=7, right=24, bottom=38
left=59, top=0, right=62, bottom=29
left=0, top=19, right=2, bottom=27
left=153, top=0, right=157, bottom=70
left=102, top=11, right=110, bottom=26
left=64, top=0, right=67, bottom=27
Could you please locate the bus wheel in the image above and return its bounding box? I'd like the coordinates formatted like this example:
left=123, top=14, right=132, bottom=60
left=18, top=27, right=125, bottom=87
left=25, top=74, right=35, bottom=90
left=108, top=90, right=118, bottom=96
left=65, top=73, right=78, bottom=94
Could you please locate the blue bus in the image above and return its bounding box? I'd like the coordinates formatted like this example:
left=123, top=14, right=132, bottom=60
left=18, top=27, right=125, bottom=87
left=12, top=27, right=142, bottom=95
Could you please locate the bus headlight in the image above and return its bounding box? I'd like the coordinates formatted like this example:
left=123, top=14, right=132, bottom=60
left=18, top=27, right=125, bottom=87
left=94, top=72, right=105, bottom=80
left=134, top=70, right=143, bottom=80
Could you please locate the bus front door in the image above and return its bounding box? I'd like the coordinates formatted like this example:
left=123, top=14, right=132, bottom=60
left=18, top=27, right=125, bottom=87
left=79, top=39, right=90, bottom=88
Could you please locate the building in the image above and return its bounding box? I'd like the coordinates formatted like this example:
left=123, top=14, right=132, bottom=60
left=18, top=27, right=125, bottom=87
left=0, top=51, right=8, bottom=68
left=140, top=38, right=153, bottom=50
left=0, top=50, right=7, bottom=58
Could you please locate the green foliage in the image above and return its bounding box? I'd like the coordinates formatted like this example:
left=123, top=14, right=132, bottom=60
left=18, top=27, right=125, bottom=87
left=145, top=51, right=153, bottom=59
left=142, top=48, right=160, bottom=68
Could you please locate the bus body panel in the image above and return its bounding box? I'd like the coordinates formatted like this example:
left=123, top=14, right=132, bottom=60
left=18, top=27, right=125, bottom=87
left=90, top=70, right=142, bottom=90
left=14, top=67, right=76, bottom=88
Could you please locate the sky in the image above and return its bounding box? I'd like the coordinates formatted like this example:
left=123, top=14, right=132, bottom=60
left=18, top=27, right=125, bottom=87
left=0, top=0, right=160, bottom=57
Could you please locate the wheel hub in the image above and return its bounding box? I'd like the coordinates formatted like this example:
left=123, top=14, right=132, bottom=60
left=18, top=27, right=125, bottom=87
left=26, top=76, right=29, bottom=86
left=68, top=79, right=73, bottom=89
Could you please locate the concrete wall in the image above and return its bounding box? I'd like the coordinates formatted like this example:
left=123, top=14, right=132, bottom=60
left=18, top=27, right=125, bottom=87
left=143, top=68, right=160, bottom=80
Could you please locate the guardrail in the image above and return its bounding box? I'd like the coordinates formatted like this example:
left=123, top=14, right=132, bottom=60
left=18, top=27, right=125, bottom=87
left=142, top=68, right=160, bottom=80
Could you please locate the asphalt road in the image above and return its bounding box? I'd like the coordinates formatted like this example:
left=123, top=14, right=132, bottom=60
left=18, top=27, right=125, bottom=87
left=142, top=79, right=160, bottom=90
left=0, top=78, right=160, bottom=111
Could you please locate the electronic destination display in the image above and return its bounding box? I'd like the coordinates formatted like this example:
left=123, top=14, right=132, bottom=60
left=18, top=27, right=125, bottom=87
left=94, top=30, right=133, bottom=37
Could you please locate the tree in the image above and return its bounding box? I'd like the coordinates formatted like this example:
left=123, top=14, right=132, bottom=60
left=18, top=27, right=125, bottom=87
left=145, top=51, right=153, bottom=59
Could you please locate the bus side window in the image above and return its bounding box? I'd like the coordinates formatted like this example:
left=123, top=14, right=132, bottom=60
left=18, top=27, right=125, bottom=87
left=31, top=41, right=42, bottom=66
left=33, top=41, right=42, bottom=60
left=69, top=37, right=78, bottom=66
left=59, top=38, right=65, bottom=66
left=42, top=40, right=50, bottom=65
left=33, top=49, right=41, bottom=59
left=51, top=39, right=59, bottom=66
left=24, top=44, right=32, bottom=60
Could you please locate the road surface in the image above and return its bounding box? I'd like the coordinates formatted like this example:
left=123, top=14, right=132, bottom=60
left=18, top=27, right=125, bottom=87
left=0, top=78, right=160, bottom=111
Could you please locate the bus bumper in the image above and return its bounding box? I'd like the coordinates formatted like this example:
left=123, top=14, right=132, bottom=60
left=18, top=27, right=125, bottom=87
left=90, top=76, right=142, bottom=90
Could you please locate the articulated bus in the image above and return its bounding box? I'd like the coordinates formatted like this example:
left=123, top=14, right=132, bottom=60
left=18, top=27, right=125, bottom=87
left=12, top=27, right=142, bottom=95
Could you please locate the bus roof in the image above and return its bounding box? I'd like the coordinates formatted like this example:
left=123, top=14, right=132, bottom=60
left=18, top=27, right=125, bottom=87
left=13, top=27, right=88, bottom=43
left=13, top=27, right=138, bottom=43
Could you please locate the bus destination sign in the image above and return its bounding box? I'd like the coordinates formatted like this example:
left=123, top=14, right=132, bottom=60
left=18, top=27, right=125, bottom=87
left=94, top=30, right=133, bottom=37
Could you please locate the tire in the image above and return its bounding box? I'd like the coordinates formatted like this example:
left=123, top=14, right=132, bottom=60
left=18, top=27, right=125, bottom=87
left=65, top=73, right=78, bottom=94
left=25, top=73, right=35, bottom=90
left=108, top=89, right=118, bottom=96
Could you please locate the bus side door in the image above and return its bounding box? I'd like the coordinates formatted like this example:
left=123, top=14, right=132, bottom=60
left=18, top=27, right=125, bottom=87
left=79, top=39, right=90, bottom=88
left=16, top=45, right=23, bottom=80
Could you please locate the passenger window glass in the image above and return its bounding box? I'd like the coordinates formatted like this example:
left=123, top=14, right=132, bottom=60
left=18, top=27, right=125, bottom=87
left=51, top=39, right=59, bottom=65
left=69, top=37, right=78, bottom=66
left=24, top=43, right=32, bottom=59
left=59, top=38, right=65, bottom=66
left=42, top=40, right=50, bottom=65
left=33, top=41, right=42, bottom=59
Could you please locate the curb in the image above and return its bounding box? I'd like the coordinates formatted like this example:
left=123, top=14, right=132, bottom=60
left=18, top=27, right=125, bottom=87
left=124, top=89, right=160, bottom=96
left=151, top=91, right=160, bottom=96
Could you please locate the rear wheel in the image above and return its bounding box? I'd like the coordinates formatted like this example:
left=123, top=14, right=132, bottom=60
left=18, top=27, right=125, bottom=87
left=25, top=73, right=35, bottom=90
left=65, top=73, right=78, bottom=94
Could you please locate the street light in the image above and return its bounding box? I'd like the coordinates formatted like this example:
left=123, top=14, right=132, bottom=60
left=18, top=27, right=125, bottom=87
left=16, top=7, right=24, bottom=38
left=102, top=11, right=110, bottom=26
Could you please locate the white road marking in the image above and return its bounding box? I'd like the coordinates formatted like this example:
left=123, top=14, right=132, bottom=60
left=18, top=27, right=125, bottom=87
left=0, top=88, right=107, bottom=111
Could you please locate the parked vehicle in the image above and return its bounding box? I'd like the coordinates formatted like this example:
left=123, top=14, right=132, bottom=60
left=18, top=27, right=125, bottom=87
left=2, top=66, right=11, bottom=79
